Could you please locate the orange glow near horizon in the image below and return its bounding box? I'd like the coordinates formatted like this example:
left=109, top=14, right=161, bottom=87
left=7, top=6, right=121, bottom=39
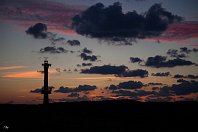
left=1, top=69, right=58, bottom=79
left=0, top=66, right=27, bottom=70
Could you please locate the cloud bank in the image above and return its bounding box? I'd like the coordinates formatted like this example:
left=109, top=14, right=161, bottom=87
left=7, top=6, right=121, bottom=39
left=72, top=2, right=182, bottom=40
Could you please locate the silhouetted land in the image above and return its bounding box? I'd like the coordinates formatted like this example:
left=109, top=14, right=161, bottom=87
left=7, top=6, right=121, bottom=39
left=0, top=100, right=197, bottom=132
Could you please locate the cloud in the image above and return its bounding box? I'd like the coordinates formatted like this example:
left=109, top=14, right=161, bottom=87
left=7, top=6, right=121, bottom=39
left=108, top=85, right=118, bottom=91
left=151, top=72, right=171, bottom=77
left=173, top=74, right=185, bottom=78
left=177, top=79, right=189, bottom=83
left=148, top=83, right=163, bottom=86
left=82, top=63, right=92, bottom=67
left=81, top=65, right=128, bottom=75
left=116, top=69, right=148, bottom=78
left=167, top=49, right=187, bottom=58
left=130, top=57, right=143, bottom=63
left=30, top=86, right=54, bottom=93
left=145, top=55, right=195, bottom=68
left=67, top=40, right=81, bottom=46
left=54, top=85, right=97, bottom=93
left=156, top=80, right=198, bottom=96
left=153, top=22, right=198, bottom=42
left=54, top=86, right=73, bottom=93
left=187, top=75, right=198, bottom=79
left=39, top=46, right=68, bottom=53
left=30, top=88, right=42, bottom=93
left=193, top=48, right=198, bottom=52
left=0, top=0, right=85, bottom=35
left=169, top=80, right=198, bottom=95
left=146, top=96, right=173, bottom=102
left=68, top=92, right=80, bottom=97
left=26, top=23, right=47, bottom=38
left=2, top=70, right=43, bottom=78
left=118, top=81, right=144, bottom=89
left=82, top=47, right=92, bottom=54
left=81, top=65, right=149, bottom=78
left=173, top=74, right=198, bottom=79
left=180, top=47, right=192, bottom=54
left=80, top=53, right=98, bottom=61
left=113, top=89, right=155, bottom=99
left=47, top=32, right=66, bottom=44
left=72, top=2, right=182, bottom=41
left=75, top=85, right=97, bottom=92
left=0, top=66, right=26, bottom=70
left=107, top=80, right=144, bottom=91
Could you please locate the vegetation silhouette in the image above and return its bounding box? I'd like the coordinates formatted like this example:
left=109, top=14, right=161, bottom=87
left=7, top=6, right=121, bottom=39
left=0, top=100, right=197, bottom=132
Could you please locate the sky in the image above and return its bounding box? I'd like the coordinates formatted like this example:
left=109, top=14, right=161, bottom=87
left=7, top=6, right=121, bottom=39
left=0, top=0, right=198, bottom=104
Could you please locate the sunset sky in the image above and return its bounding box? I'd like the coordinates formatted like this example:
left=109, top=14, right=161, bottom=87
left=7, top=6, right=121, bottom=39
left=0, top=0, right=198, bottom=104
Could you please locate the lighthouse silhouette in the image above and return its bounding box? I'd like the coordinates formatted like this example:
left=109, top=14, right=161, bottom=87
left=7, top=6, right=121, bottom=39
left=41, top=60, right=52, bottom=105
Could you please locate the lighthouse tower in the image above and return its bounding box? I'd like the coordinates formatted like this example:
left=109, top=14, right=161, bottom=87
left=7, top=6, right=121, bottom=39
left=41, top=60, right=51, bottom=105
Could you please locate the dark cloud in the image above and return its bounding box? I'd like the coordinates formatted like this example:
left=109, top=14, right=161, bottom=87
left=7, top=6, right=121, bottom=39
left=81, top=65, right=149, bottom=78
left=26, top=24, right=67, bottom=45
left=146, top=96, right=173, bottom=102
left=116, top=69, right=148, bottom=78
left=72, top=2, right=182, bottom=41
left=76, top=64, right=81, bottom=67
left=82, top=63, right=93, bottom=67
left=111, top=37, right=134, bottom=45
left=148, top=83, right=163, bottom=86
left=167, top=49, right=187, bottom=58
left=80, top=53, right=98, bottom=61
left=39, top=46, right=68, bottom=53
left=30, top=88, right=42, bottom=93
left=108, top=85, right=118, bottom=91
left=130, top=57, right=143, bottom=63
left=170, top=80, right=198, bottom=95
left=187, top=75, right=198, bottom=79
left=82, top=47, right=92, bottom=54
left=106, top=81, right=146, bottom=91
left=113, top=89, right=155, bottom=98
left=118, top=81, right=144, bottom=89
left=151, top=72, right=171, bottom=77
left=156, top=86, right=172, bottom=97
left=54, top=86, right=73, bottom=93
left=68, top=92, right=80, bottom=97
left=30, top=86, right=54, bottom=93
left=113, top=90, right=135, bottom=96
left=81, top=65, right=128, bottom=75
left=54, top=85, right=97, bottom=93
left=56, top=95, right=90, bottom=102
left=26, top=23, right=47, bottom=38
left=193, top=48, right=198, bottom=52
left=48, top=33, right=66, bottom=45
left=157, top=80, right=198, bottom=96
left=145, top=55, right=195, bottom=68
left=37, top=70, right=44, bottom=74
left=177, top=79, right=189, bottom=83
left=173, top=74, right=198, bottom=79
left=67, top=40, right=81, bottom=46
left=180, top=47, right=191, bottom=54
left=173, top=74, right=185, bottom=78
left=75, top=85, right=97, bottom=92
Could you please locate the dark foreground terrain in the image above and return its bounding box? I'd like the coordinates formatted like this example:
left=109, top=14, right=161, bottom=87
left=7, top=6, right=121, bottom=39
left=0, top=100, right=197, bottom=132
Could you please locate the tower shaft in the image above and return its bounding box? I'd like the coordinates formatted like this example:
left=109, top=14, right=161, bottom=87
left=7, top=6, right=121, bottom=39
left=42, top=60, right=51, bottom=105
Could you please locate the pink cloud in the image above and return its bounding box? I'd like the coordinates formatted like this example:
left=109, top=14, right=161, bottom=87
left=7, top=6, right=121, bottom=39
left=0, top=0, right=86, bottom=35
left=0, top=66, right=27, bottom=70
left=145, top=22, right=198, bottom=46
left=2, top=69, right=58, bottom=79
left=151, top=22, right=198, bottom=42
